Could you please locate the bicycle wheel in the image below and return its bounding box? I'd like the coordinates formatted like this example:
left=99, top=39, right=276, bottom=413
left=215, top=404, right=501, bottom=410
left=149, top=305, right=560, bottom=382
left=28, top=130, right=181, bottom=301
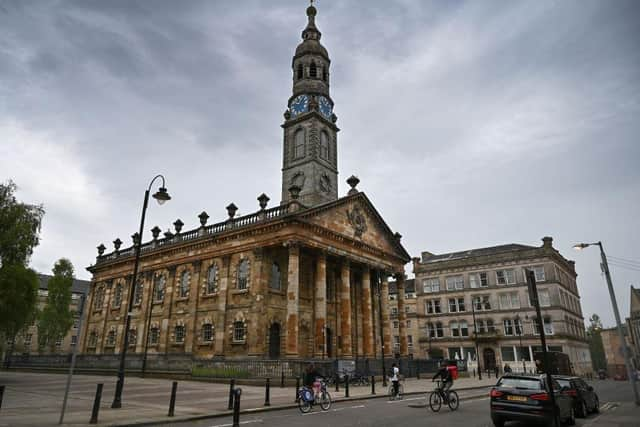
left=388, top=385, right=395, bottom=400
left=429, top=391, right=442, bottom=412
left=397, top=384, right=404, bottom=400
left=298, top=397, right=312, bottom=414
left=320, top=391, right=332, bottom=410
left=447, top=390, right=459, bottom=411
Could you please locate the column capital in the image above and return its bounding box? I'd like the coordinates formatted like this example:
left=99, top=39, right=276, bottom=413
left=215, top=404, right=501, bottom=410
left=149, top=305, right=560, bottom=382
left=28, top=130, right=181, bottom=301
left=284, top=239, right=301, bottom=249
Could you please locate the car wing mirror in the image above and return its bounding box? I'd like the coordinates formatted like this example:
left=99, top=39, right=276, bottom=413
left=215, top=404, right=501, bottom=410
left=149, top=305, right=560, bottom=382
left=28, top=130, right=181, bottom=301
left=587, top=386, right=594, bottom=392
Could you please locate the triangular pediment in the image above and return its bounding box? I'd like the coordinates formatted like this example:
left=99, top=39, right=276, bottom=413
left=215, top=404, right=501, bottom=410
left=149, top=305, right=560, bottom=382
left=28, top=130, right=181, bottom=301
left=298, top=192, right=410, bottom=262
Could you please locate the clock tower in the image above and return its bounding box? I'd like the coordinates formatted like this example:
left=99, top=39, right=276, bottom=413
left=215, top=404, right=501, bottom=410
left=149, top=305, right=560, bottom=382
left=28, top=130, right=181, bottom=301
left=281, top=3, right=339, bottom=206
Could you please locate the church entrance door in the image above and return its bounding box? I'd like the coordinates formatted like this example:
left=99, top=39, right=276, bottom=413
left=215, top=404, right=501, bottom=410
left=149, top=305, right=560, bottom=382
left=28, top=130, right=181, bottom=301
left=269, top=323, right=281, bottom=359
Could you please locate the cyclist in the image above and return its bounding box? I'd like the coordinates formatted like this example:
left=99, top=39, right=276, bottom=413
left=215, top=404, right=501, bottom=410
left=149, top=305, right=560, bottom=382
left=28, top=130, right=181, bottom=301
left=390, top=363, right=400, bottom=398
left=303, top=363, right=324, bottom=400
left=432, top=359, right=454, bottom=401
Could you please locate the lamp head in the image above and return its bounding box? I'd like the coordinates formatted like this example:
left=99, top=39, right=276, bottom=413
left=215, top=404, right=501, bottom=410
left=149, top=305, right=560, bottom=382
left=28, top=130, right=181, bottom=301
left=152, top=187, right=171, bottom=205
left=573, top=243, right=590, bottom=251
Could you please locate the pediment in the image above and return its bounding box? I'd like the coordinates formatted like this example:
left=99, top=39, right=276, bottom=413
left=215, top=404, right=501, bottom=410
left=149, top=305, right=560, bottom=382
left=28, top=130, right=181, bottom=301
left=299, top=193, right=410, bottom=261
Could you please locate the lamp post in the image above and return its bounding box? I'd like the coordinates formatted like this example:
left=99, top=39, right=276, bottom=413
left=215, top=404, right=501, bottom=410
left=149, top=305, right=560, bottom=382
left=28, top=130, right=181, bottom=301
left=375, top=271, right=387, bottom=387
left=470, top=295, right=482, bottom=380
left=515, top=315, right=525, bottom=373
left=573, top=241, right=640, bottom=406
left=111, top=175, right=171, bottom=409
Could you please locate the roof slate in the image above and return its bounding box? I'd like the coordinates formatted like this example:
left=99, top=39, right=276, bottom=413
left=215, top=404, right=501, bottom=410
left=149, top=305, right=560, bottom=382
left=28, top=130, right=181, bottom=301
left=422, top=243, right=537, bottom=263
left=38, top=274, right=90, bottom=295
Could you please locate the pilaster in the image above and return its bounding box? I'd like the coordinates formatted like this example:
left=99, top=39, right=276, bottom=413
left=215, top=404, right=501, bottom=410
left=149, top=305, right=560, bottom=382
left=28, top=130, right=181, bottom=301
left=314, top=251, right=327, bottom=357
left=396, top=273, right=408, bottom=356
left=214, top=256, right=230, bottom=356
left=361, top=268, right=374, bottom=357
left=381, top=274, right=392, bottom=357
left=286, top=243, right=300, bottom=357
left=340, top=260, right=352, bottom=357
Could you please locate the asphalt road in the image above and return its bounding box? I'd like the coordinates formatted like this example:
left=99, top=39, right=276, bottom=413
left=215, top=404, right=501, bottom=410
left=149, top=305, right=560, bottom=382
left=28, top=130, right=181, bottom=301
left=162, top=379, right=633, bottom=427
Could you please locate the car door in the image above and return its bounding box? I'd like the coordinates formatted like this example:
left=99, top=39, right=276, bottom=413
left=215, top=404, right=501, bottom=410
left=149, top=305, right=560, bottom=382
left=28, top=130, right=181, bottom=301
left=551, top=379, right=570, bottom=419
left=578, top=379, right=595, bottom=408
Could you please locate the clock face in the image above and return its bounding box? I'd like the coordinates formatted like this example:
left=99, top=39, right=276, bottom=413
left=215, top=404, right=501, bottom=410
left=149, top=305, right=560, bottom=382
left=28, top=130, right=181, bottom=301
left=318, top=96, right=332, bottom=118
left=290, top=95, right=309, bottom=117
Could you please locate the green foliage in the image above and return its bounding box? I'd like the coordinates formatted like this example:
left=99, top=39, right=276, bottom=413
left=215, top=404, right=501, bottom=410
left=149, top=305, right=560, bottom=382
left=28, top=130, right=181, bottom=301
left=0, top=264, right=39, bottom=340
left=37, top=259, right=75, bottom=352
left=0, top=181, right=44, bottom=267
left=191, top=366, right=250, bottom=379
left=587, top=313, right=606, bottom=371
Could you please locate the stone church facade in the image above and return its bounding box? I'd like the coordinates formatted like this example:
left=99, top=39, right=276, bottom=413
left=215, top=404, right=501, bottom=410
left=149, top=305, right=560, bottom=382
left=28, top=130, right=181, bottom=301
left=80, top=5, right=411, bottom=360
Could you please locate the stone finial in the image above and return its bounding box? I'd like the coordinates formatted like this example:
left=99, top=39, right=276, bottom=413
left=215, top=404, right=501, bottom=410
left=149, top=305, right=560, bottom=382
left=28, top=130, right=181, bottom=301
left=164, top=229, right=174, bottom=239
left=258, top=193, right=270, bottom=210
left=131, top=232, right=140, bottom=245
left=331, top=113, right=337, bottom=123
left=151, top=226, right=161, bottom=240
left=394, top=232, right=402, bottom=242
left=173, top=219, right=184, bottom=234
left=226, top=203, right=238, bottom=219
left=288, top=185, right=301, bottom=200
left=198, top=211, right=209, bottom=227
left=97, top=243, right=106, bottom=256
left=347, top=175, right=360, bottom=196
left=113, top=238, right=122, bottom=251
left=542, top=236, right=553, bottom=249
left=284, top=110, right=291, bottom=120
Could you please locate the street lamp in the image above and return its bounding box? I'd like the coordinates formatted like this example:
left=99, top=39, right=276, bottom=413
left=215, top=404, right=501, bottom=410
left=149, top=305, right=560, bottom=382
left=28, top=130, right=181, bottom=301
left=515, top=315, right=525, bottom=373
left=573, top=241, right=640, bottom=406
left=375, top=271, right=387, bottom=387
left=112, top=175, right=171, bottom=409
left=470, top=295, right=482, bottom=379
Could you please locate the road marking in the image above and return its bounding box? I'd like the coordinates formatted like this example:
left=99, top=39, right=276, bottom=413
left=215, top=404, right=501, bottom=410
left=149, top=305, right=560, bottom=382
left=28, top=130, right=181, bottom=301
left=302, top=404, right=366, bottom=416
left=210, top=419, right=263, bottom=427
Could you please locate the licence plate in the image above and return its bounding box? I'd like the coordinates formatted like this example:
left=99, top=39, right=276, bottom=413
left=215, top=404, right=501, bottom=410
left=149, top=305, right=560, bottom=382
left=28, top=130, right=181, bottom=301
left=507, top=395, right=528, bottom=402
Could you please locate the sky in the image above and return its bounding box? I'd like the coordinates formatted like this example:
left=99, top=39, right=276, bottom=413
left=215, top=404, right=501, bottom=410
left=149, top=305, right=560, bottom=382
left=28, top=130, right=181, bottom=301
left=1, top=0, right=639, bottom=328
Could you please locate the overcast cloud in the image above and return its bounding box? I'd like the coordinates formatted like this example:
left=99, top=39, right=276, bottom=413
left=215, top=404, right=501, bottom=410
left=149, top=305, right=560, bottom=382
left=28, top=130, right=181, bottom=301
left=1, top=0, right=639, bottom=328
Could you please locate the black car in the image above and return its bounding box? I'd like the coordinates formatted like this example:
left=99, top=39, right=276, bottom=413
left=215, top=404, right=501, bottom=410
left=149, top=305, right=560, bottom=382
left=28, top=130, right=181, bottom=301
left=554, top=375, right=599, bottom=418
left=490, top=374, right=575, bottom=427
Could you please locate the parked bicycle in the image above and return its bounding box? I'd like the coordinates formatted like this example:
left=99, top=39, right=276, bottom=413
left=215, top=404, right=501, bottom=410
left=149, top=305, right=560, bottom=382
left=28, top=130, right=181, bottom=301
left=428, top=380, right=459, bottom=412
left=350, top=372, right=371, bottom=387
left=297, top=379, right=332, bottom=413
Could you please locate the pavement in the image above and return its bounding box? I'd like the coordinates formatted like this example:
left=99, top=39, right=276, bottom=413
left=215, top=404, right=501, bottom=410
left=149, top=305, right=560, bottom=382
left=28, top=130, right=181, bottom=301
left=0, top=371, right=498, bottom=426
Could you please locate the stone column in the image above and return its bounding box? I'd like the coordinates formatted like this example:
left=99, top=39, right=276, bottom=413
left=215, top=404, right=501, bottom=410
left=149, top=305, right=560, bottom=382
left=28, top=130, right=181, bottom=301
left=340, top=260, right=352, bottom=357
left=361, top=268, right=374, bottom=357
left=186, top=261, right=202, bottom=354
left=249, top=248, right=265, bottom=356
left=381, top=274, right=392, bottom=357
left=314, top=251, right=327, bottom=358
left=214, top=256, right=230, bottom=356
left=286, top=243, right=300, bottom=357
left=396, top=273, right=408, bottom=356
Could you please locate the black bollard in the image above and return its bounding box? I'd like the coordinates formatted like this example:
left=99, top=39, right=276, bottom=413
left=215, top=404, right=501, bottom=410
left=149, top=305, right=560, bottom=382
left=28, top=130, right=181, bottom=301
left=168, top=381, right=178, bottom=417
left=0, top=385, right=4, bottom=410
left=335, top=373, right=339, bottom=392
left=281, top=370, right=285, bottom=388
left=228, top=378, right=235, bottom=410
left=264, top=378, right=271, bottom=406
left=89, top=383, right=103, bottom=424
left=371, top=376, right=376, bottom=395
left=232, top=388, right=242, bottom=427
left=495, top=367, right=499, bottom=379
left=295, top=377, right=300, bottom=403
left=417, top=369, right=420, bottom=380
left=345, top=375, right=349, bottom=398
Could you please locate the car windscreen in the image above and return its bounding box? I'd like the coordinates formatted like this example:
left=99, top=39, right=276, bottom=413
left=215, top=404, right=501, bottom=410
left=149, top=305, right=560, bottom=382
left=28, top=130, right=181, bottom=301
left=556, top=379, right=572, bottom=388
left=497, top=377, right=543, bottom=390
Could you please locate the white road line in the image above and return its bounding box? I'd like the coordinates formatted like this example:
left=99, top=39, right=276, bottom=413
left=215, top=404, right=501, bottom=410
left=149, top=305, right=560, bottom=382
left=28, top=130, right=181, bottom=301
left=210, top=419, right=263, bottom=427
left=302, top=404, right=366, bottom=416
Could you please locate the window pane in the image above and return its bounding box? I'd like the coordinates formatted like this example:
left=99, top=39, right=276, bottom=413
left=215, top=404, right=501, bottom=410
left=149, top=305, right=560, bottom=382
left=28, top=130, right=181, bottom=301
left=501, top=346, right=515, bottom=362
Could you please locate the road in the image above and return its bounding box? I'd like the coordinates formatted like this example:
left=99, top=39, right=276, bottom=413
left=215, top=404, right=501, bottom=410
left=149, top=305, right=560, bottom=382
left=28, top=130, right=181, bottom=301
left=163, top=379, right=634, bottom=427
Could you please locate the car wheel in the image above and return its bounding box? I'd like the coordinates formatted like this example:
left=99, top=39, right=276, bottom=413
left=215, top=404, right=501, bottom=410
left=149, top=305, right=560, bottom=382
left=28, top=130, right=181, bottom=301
left=566, top=406, right=576, bottom=426
left=593, top=395, right=600, bottom=413
left=577, top=400, right=587, bottom=418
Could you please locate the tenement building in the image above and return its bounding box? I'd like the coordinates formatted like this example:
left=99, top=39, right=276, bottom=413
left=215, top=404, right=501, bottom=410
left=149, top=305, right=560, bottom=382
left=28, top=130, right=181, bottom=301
left=80, top=5, right=411, bottom=360
left=627, top=286, right=640, bottom=370
left=413, top=237, right=592, bottom=374
left=12, top=274, right=89, bottom=355
left=388, top=279, right=419, bottom=358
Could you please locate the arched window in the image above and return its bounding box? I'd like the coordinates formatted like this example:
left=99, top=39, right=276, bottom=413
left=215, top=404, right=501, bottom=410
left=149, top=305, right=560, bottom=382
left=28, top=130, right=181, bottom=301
left=320, top=131, right=329, bottom=160
left=149, top=326, right=160, bottom=345
left=107, top=329, right=116, bottom=346
left=297, top=64, right=303, bottom=79
left=237, top=259, right=249, bottom=290
left=113, top=284, right=122, bottom=308
left=127, top=329, right=137, bottom=347
left=310, top=62, right=317, bottom=78
left=206, top=264, right=218, bottom=294
left=134, top=281, right=143, bottom=305
left=233, top=321, right=247, bottom=342
left=179, top=270, right=190, bottom=298
left=294, top=129, right=305, bottom=158
left=88, top=331, right=98, bottom=347
left=202, top=323, right=214, bottom=342
left=270, top=262, right=281, bottom=290
left=154, top=274, right=165, bottom=302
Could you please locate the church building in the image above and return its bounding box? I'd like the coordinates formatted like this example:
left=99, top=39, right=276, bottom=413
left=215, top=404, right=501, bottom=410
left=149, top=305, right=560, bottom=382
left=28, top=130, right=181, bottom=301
left=80, top=4, right=411, bottom=360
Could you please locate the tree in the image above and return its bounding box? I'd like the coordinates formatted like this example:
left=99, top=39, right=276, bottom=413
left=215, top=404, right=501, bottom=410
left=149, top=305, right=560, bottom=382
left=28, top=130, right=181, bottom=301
left=38, top=259, right=75, bottom=352
left=0, top=181, right=45, bottom=267
left=0, top=180, right=44, bottom=353
left=587, top=313, right=606, bottom=371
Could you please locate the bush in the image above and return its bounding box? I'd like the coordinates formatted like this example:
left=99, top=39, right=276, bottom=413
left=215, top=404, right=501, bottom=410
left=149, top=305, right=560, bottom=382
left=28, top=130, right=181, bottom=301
left=191, top=366, right=250, bottom=379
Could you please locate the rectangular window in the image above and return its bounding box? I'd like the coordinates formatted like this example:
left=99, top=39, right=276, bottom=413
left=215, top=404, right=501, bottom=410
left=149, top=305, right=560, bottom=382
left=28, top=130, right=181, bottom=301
left=426, top=299, right=441, bottom=314
left=469, top=274, right=479, bottom=289
left=70, top=335, right=77, bottom=346
left=517, top=346, right=531, bottom=361
left=480, top=272, right=489, bottom=287
left=533, top=266, right=546, bottom=282
left=496, top=269, right=515, bottom=285
left=538, top=289, right=551, bottom=307
left=233, top=321, right=246, bottom=342
left=202, top=324, right=213, bottom=342
left=503, top=319, right=514, bottom=336
left=391, top=307, right=398, bottom=315
left=175, top=326, right=185, bottom=343
left=422, top=278, right=440, bottom=293
left=451, top=321, right=459, bottom=337
left=514, top=318, right=523, bottom=335
left=436, top=323, right=444, bottom=338
left=393, top=321, right=399, bottom=329
left=446, top=276, right=464, bottom=291
left=394, top=336, right=400, bottom=348
left=460, top=321, right=469, bottom=337
left=457, top=297, right=466, bottom=312
left=408, top=335, right=413, bottom=347
left=501, top=346, right=516, bottom=362
left=448, top=298, right=458, bottom=313
left=406, top=320, right=412, bottom=328
left=473, top=295, right=492, bottom=311
left=544, top=317, right=554, bottom=335
left=499, top=292, right=520, bottom=310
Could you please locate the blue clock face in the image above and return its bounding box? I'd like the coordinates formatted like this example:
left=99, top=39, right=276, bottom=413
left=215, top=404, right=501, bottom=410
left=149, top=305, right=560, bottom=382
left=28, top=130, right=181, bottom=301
left=290, top=95, right=309, bottom=117
left=318, top=96, right=332, bottom=118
